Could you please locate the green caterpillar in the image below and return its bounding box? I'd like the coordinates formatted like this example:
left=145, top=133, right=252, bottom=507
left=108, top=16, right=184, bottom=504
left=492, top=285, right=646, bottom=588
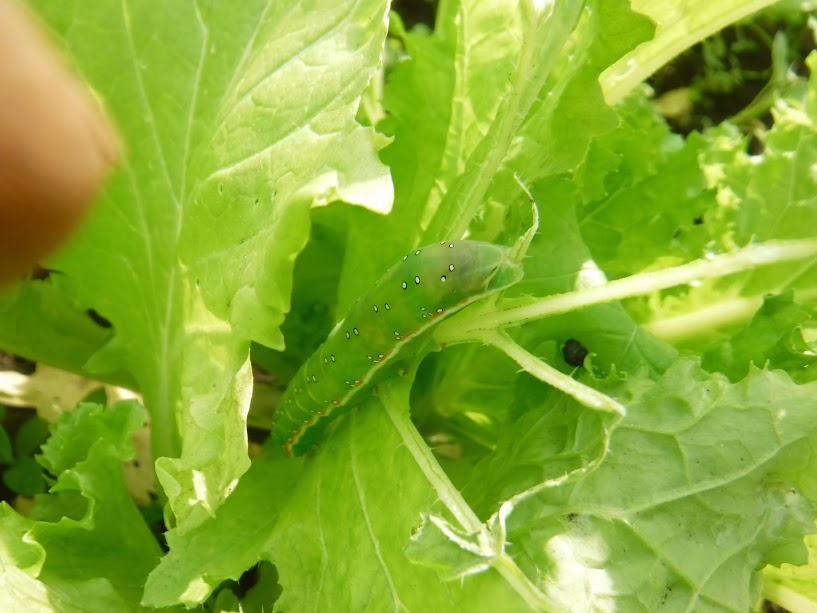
left=273, top=185, right=538, bottom=456
left=272, top=240, right=523, bottom=455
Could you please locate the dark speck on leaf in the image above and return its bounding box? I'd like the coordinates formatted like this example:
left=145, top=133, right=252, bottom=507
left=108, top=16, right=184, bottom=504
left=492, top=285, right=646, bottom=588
left=30, top=265, right=57, bottom=281
left=87, top=309, right=112, bottom=328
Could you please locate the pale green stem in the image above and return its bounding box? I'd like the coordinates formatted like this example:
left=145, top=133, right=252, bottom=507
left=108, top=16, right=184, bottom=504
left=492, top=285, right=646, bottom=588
left=762, top=578, right=817, bottom=613
left=484, top=330, right=626, bottom=416
left=600, top=0, right=779, bottom=105
left=647, top=285, right=817, bottom=344
left=381, top=384, right=556, bottom=611
left=644, top=296, right=762, bottom=343
left=492, top=552, right=557, bottom=612
left=453, top=239, right=817, bottom=335
left=381, top=384, right=483, bottom=533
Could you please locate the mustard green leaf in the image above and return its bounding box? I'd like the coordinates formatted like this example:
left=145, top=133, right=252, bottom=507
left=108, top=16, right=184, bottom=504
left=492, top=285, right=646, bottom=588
left=23, top=0, right=392, bottom=530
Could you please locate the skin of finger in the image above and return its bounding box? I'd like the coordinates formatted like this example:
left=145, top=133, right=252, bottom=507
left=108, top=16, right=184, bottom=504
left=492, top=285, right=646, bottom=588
left=0, top=0, right=120, bottom=286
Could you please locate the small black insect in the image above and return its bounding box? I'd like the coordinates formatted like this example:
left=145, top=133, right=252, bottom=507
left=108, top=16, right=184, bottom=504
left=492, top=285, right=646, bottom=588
left=562, top=338, right=588, bottom=367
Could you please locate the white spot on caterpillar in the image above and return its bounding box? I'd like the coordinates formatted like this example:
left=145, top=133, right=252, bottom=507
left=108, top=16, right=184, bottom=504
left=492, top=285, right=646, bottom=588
left=415, top=250, right=421, bottom=255
left=402, top=281, right=408, bottom=290
left=331, top=354, right=336, bottom=362
left=449, top=264, right=455, bottom=271
left=346, top=331, right=350, bottom=339
left=414, top=276, right=420, bottom=284
left=353, top=328, right=359, bottom=336
left=311, top=375, right=317, bottom=382
left=448, top=243, right=454, bottom=248
left=384, top=303, right=390, bottom=310
left=373, top=305, right=378, bottom=313
left=441, top=275, right=447, bottom=282
left=437, top=308, right=443, bottom=313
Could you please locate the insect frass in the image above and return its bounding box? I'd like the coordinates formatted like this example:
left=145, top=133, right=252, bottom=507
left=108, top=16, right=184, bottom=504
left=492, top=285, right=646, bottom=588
left=272, top=240, right=523, bottom=456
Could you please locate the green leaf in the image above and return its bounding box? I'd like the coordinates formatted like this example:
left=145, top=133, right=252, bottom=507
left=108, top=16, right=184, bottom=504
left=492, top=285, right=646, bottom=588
left=702, top=291, right=817, bottom=382
left=142, top=458, right=296, bottom=608
left=601, top=0, right=782, bottom=104
left=413, top=361, right=817, bottom=609
left=494, top=0, right=653, bottom=198
left=578, top=122, right=716, bottom=277
left=764, top=531, right=817, bottom=610
left=3, top=0, right=817, bottom=610
left=0, top=401, right=161, bottom=611
left=506, top=178, right=679, bottom=374
left=14, top=416, right=50, bottom=458
left=17, top=0, right=392, bottom=531
left=633, top=53, right=817, bottom=351
left=0, top=412, right=12, bottom=465
left=144, top=399, right=530, bottom=610
left=339, top=0, right=590, bottom=311
left=3, top=456, right=46, bottom=496
left=0, top=278, right=115, bottom=383
left=709, top=54, right=817, bottom=256
left=266, top=396, right=534, bottom=612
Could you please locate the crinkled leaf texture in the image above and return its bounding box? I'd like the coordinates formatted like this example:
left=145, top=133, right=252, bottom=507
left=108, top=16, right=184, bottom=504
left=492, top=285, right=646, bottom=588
left=143, top=395, right=531, bottom=611
left=145, top=359, right=817, bottom=611
left=631, top=52, right=817, bottom=360
left=411, top=361, right=817, bottom=611
left=702, top=291, right=817, bottom=383
left=2, top=1, right=817, bottom=612
left=7, top=0, right=393, bottom=531
left=0, top=401, right=159, bottom=612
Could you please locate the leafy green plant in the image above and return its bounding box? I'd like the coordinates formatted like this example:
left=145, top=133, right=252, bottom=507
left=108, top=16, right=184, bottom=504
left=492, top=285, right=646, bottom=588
left=0, top=409, right=48, bottom=497
left=1, top=0, right=817, bottom=611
